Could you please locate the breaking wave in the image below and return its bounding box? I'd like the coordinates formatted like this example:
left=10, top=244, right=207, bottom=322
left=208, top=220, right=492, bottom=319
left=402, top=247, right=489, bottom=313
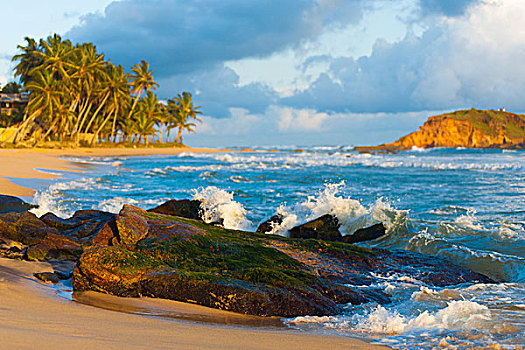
left=262, top=181, right=410, bottom=237
left=192, top=186, right=252, bottom=231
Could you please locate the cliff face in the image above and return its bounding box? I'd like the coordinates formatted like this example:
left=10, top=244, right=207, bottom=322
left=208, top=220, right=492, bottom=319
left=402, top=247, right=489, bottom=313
left=356, top=109, right=525, bottom=151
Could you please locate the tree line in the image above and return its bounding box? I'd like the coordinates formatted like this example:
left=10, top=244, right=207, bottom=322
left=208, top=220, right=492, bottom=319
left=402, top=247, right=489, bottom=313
left=3, top=34, right=201, bottom=146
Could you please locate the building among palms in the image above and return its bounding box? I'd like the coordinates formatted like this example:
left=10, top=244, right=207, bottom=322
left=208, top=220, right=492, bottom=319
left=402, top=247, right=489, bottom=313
left=0, top=93, right=29, bottom=116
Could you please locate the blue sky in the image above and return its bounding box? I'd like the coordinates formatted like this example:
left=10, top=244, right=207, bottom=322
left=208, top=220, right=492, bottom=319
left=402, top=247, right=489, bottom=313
left=1, top=0, right=523, bottom=147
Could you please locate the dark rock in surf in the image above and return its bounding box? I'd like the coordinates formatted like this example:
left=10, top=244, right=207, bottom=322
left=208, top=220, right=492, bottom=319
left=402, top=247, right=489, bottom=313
left=0, top=195, right=37, bottom=214
left=256, top=214, right=284, bottom=233
left=342, top=223, right=386, bottom=244
left=289, top=214, right=342, bottom=241
left=147, top=199, right=203, bottom=221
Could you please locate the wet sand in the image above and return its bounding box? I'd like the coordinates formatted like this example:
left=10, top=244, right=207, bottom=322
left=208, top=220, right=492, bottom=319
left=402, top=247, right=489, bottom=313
left=0, top=258, right=386, bottom=349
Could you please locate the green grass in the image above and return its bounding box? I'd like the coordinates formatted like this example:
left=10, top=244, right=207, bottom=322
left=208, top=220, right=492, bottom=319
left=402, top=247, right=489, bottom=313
left=444, top=108, right=525, bottom=138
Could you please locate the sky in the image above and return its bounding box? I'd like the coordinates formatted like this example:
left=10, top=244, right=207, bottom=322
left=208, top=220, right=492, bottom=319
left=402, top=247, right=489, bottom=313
left=1, top=0, right=523, bottom=147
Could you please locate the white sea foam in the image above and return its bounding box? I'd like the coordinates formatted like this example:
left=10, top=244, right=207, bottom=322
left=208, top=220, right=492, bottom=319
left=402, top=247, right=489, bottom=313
left=98, top=197, right=139, bottom=213
left=290, top=301, right=491, bottom=335
left=175, top=150, right=523, bottom=172
left=192, top=186, right=252, bottom=230
left=265, top=182, right=409, bottom=237
left=30, top=178, right=100, bottom=218
left=455, top=210, right=484, bottom=230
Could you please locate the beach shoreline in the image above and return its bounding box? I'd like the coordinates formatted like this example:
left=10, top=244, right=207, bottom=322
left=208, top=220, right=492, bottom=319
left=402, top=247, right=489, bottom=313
left=0, top=146, right=232, bottom=197
left=0, top=146, right=387, bottom=350
left=0, top=257, right=386, bottom=350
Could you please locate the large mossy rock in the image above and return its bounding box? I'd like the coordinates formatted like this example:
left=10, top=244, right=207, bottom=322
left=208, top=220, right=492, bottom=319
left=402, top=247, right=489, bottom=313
left=0, top=195, right=37, bottom=214
left=73, top=206, right=492, bottom=317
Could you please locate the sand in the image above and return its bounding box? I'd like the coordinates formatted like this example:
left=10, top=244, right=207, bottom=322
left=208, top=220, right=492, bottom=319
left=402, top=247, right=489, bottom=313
left=0, top=147, right=387, bottom=349
left=0, top=147, right=229, bottom=196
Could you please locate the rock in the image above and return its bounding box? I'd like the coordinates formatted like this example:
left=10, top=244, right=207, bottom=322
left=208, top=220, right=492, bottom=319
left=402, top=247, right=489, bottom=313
left=25, top=233, right=83, bottom=261
left=0, top=211, right=59, bottom=245
left=342, top=223, right=386, bottom=244
left=256, top=214, right=284, bottom=233
left=0, top=238, right=26, bottom=259
left=289, top=214, right=342, bottom=241
left=0, top=195, right=37, bottom=214
left=34, top=271, right=70, bottom=283
left=354, top=109, right=525, bottom=152
left=40, top=210, right=115, bottom=244
left=34, top=272, right=60, bottom=283
left=114, top=205, right=149, bottom=245
left=147, top=199, right=202, bottom=221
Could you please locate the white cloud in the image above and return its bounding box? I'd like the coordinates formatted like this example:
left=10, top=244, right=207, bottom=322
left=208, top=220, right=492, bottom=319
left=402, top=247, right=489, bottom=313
left=275, top=106, right=331, bottom=132
left=285, top=0, right=525, bottom=113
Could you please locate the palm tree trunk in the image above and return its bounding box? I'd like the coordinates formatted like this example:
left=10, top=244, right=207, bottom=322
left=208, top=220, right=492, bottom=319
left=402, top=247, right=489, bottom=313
left=110, top=105, right=119, bottom=142
left=34, top=117, right=59, bottom=147
left=158, top=123, right=164, bottom=143
left=79, top=92, right=110, bottom=145
left=176, top=126, right=183, bottom=144
left=91, top=108, right=115, bottom=146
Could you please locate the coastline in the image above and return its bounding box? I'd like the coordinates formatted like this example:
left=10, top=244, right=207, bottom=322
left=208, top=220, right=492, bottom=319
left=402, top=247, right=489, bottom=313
left=0, top=147, right=387, bottom=350
left=0, top=146, right=231, bottom=197
left=0, top=257, right=386, bottom=350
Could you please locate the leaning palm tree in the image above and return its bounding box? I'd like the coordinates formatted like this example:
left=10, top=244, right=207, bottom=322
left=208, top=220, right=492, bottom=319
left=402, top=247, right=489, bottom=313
left=12, top=69, right=63, bottom=144
left=126, top=60, right=158, bottom=122
left=168, top=92, right=202, bottom=144
left=90, top=64, right=130, bottom=145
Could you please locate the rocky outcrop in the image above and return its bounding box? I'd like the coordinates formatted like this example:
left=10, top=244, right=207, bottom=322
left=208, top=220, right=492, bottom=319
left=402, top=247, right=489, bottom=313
left=73, top=207, right=492, bottom=317
left=256, top=214, right=284, bottom=233
left=0, top=195, right=37, bottom=214
left=0, top=196, right=494, bottom=318
left=0, top=208, right=115, bottom=262
left=355, top=109, right=525, bottom=152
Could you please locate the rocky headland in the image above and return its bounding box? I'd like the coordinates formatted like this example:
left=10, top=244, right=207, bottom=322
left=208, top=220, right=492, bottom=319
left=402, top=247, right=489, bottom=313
left=355, top=108, right=525, bottom=152
left=0, top=195, right=492, bottom=317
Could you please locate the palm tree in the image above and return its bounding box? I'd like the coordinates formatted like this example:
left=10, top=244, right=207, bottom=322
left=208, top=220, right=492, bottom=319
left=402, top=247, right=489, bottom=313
left=155, top=103, right=169, bottom=143
left=90, top=64, right=130, bottom=145
left=126, top=60, right=158, bottom=121
left=17, top=69, right=63, bottom=144
left=12, top=37, right=43, bottom=85
left=168, top=92, right=202, bottom=144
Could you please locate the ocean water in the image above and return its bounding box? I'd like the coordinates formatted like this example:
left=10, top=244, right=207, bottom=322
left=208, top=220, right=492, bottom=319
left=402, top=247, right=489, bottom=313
left=31, top=146, right=524, bottom=349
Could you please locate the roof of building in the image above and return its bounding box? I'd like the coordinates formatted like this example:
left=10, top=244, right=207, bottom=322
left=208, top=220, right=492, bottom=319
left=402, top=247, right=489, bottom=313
left=0, top=93, right=29, bottom=103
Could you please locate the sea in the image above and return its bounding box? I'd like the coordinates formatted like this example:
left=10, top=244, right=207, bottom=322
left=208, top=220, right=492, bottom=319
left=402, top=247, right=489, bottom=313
left=29, top=146, right=524, bottom=349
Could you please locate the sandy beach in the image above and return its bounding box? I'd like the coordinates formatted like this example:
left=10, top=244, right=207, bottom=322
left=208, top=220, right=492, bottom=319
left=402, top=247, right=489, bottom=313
left=0, top=147, right=386, bottom=350
left=0, top=147, right=230, bottom=197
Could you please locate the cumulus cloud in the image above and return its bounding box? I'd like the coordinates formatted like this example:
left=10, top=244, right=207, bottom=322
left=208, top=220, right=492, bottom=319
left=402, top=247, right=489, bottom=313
left=68, top=0, right=362, bottom=78
left=185, top=105, right=434, bottom=146
left=275, top=106, right=331, bottom=132
left=284, top=0, right=525, bottom=113
left=158, top=66, right=277, bottom=117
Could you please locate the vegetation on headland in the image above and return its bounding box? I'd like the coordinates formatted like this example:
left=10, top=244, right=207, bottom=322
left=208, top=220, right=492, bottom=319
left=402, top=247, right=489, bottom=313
left=0, top=34, right=201, bottom=147
left=354, top=108, right=525, bottom=152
